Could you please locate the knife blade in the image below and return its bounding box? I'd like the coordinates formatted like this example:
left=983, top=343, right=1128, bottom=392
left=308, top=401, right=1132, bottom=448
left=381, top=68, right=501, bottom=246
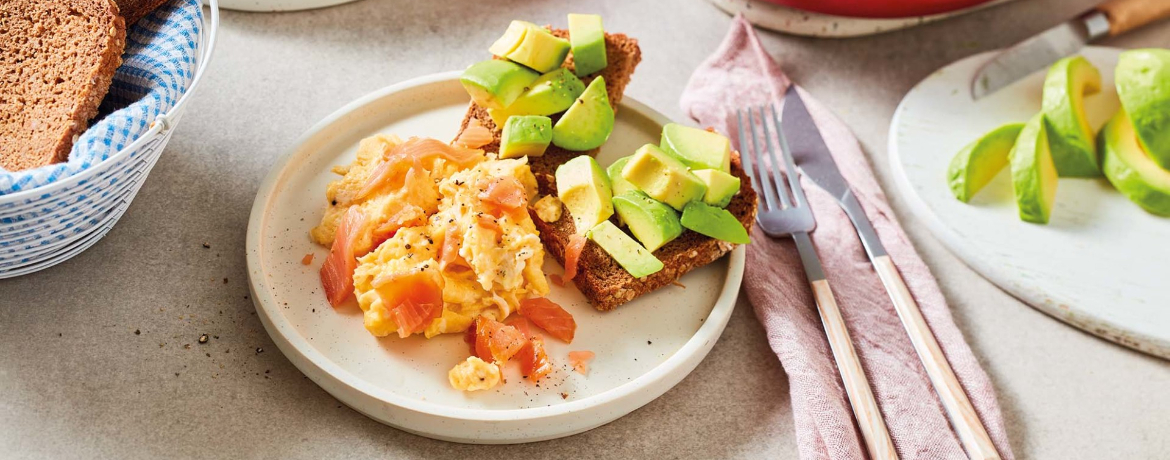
left=779, top=85, right=886, bottom=259
left=970, top=11, right=1111, bottom=100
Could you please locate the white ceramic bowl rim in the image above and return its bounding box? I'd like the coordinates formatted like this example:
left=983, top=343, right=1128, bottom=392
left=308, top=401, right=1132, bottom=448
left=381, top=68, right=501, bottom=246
left=247, top=71, right=745, bottom=422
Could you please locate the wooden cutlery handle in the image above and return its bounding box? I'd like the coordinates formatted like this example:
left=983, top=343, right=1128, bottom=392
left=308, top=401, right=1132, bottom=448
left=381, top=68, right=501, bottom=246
left=1097, top=0, right=1170, bottom=36
left=810, top=279, right=899, bottom=460
left=872, top=255, right=1001, bottom=460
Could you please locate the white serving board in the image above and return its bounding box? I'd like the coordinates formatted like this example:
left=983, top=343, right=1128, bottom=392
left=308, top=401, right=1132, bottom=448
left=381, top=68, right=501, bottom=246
left=889, top=46, right=1170, bottom=359
left=246, top=72, right=744, bottom=443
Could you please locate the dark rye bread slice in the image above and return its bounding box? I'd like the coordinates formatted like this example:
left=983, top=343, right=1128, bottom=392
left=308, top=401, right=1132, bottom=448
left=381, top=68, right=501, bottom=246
left=114, top=0, right=170, bottom=25
left=0, top=0, right=126, bottom=172
left=456, top=30, right=757, bottom=310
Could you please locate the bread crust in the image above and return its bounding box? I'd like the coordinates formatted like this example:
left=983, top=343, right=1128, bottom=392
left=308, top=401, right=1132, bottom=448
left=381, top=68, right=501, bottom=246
left=114, top=0, right=170, bottom=25
left=455, top=30, right=757, bottom=310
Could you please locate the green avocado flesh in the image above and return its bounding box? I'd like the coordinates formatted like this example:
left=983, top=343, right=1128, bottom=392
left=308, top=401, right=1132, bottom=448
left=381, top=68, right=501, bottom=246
left=488, top=68, right=586, bottom=126
left=1101, top=110, right=1170, bottom=216
left=567, top=13, right=607, bottom=77
left=460, top=60, right=539, bottom=110
left=659, top=123, right=731, bottom=173
left=556, top=155, right=614, bottom=234
left=488, top=20, right=529, bottom=57
left=499, top=115, right=553, bottom=159
left=612, top=191, right=683, bottom=252
left=621, top=144, right=707, bottom=211
left=1041, top=55, right=1103, bottom=177
left=497, top=22, right=571, bottom=73
left=588, top=220, right=663, bottom=278
left=552, top=76, right=614, bottom=151
left=1009, top=114, right=1059, bottom=224
left=606, top=156, right=636, bottom=197
left=947, top=123, right=1024, bottom=202
left=680, top=201, right=750, bottom=244
left=1116, top=49, right=1170, bottom=169
left=692, top=169, right=740, bottom=208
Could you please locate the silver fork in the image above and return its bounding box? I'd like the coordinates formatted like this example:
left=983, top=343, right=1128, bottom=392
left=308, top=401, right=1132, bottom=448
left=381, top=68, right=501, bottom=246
left=738, top=105, right=899, bottom=460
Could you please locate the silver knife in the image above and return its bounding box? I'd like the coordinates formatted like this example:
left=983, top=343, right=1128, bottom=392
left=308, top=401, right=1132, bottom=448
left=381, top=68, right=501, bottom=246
left=971, top=0, right=1170, bottom=100
left=780, top=85, right=1002, bottom=460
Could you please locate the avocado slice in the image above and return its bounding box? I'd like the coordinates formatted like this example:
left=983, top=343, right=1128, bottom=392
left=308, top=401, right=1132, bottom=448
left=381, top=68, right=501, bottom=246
left=1116, top=49, right=1170, bottom=169
left=556, top=155, right=614, bottom=234
left=693, top=169, right=741, bottom=208
left=499, top=115, right=553, bottom=159
left=487, top=68, right=586, bottom=126
left=1101, top=110, right=1170, bottom=216
left=567, top=13, right=607, bottom=77
left=588, top=220, right=664, bottom=278
left=503, top=22, right=570, bottom=73
left=606, top=156, right=637, bottom=197
left=947, top=122, right=1024, bottom=202
left=659, top=123, right=732, bottom=173
left=680, top=201, right=750, bottom=244
left=552, top=76, right=614, bottom=151
left=1041, top=56, right=1103, bottom=177
left=612, top=191, right=683, bottom=252
left=488, top=20, right=529, bottom=58
left=621, top=144, right=707, bottom=211
left=1009, top=114, right=1059, bottom=224
left=460, top=60, right=540, bottom=110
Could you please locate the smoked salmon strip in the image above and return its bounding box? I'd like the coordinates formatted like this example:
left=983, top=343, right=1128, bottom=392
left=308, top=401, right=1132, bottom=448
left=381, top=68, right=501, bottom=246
left=517, top=336, right=553, bottom=381
left=479, top=176, right=528, bottom=213
left=453, top=118, right=493, bottom=149
left=320, top=206, right=365, bottom=307
left=356, top=137, right=483, bottom=199
left=518, top=297, right=577, bottom=343
left=560, top=234, right=587, bottom=285
left=568, top=351, right=595, bottom=375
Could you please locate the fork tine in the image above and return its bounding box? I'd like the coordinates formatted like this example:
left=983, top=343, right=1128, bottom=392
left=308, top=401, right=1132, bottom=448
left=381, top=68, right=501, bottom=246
left=770, top=103, right=810, bottom=210
left=759, top=105, right=794, bottom=209
left=746, top=107, right=783, bottom=211
left=736, top=109, right=769, bottom=217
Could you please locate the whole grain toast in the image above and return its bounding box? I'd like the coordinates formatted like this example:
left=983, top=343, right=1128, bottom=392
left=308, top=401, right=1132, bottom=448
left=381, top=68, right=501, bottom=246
left=0, top=0, right=126, bottom=172
left=114, top=0, right=170, bottom=25
left=455, top=29, right=757, bottom=311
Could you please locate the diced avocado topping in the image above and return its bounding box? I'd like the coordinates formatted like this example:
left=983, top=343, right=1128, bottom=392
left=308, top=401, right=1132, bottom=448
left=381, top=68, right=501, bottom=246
left=606, top=156, right=637, bottom=197
left=552, top=77, right=614, bottom=151
left=499, top=115, right=553, bottom=159
left=556, top=155, right=614, bottom=234
left=1009, top=113, right=1059, bottom=224
left=460, top=60, right=539, bottom=110
left=680, top=201, right=750, bottom=244
left=489, top=20, right=530, bottom=58
left=1116, top=48, right=1170, bottom=169
left=487, top=68, right=586, bottom=125
left=1101, top=109, right=1170, bottom=216
left=660, top=123, right=732, bottom=173
left=692, top=169, right=740, bottom=208
left=502, top=22, right=570, bottom=73
left=947, top=122, right=1023, bottom=202
left=567, top=14, right=607, bottom=77
left=588, top=220, right=664, bottom=278
left=612, top=191, right=683, bottom=252
left=621, top=144, right=707, bottom=211
left=1042, top=56, right=1103, bottom=177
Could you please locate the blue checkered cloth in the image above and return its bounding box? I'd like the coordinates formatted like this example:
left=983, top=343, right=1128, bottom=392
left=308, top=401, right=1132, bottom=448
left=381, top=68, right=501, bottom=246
left=0, top=0, right=202, bottom=195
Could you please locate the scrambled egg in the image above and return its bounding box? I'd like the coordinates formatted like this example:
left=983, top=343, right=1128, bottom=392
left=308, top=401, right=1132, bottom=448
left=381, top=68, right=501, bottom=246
left=532, top=195, right=563, bottom=223
left=448, top=356, right=501, bottom=391
left=348, top=157, right=548, bottom=338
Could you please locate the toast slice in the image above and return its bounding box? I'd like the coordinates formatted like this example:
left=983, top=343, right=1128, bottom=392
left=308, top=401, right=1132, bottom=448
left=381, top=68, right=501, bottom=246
left=455, top=30, right=757, bottom=310
left=0, top=0, right=126, bottom=172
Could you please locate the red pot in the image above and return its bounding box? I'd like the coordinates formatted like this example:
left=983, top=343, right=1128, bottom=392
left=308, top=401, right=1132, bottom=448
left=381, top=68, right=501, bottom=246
left=762, top=0, right=995, bottom=18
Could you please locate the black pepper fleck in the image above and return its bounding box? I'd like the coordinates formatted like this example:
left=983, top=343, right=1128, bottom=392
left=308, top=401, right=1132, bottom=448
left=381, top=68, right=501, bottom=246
left=134, top=329, right=141, bottom=335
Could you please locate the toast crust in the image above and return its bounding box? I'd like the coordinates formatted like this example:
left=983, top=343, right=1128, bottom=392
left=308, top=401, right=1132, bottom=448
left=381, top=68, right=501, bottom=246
left=455, top=29, right=757, bottom=310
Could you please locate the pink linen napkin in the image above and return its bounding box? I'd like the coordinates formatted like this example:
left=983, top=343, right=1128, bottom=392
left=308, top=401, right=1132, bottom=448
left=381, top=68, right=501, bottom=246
left=681, top=14, right=1015, bottom=460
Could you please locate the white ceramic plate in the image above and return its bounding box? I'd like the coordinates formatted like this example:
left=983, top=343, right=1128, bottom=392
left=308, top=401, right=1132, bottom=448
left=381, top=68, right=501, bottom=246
left=889, top=46, right=1170, bottom=359
left=215, top=0, right=359, bottom=12
left=246, top=72, right=745, bottom=443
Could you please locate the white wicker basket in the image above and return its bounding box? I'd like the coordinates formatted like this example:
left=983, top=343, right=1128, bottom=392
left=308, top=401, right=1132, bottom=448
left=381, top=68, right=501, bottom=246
left=0, top=0, right=220, bottom=278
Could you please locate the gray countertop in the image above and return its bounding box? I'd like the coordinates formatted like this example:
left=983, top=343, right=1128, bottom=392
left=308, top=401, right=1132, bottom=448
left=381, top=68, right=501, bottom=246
left=3, top=0, right=1169, bottom=458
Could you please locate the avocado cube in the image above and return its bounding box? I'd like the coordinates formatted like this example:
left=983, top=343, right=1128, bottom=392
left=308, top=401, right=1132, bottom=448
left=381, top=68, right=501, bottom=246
left=693, top=169, right=741, bottom=208
left=680, top=202, right=750, bottom=244
left=660, top=123, right=732, bottom=173
left=567, top=14, right=607, bottom=77
left=556, top=155, right=614, bottom=234
left=606, top=156, right=637, bottom=197
left=489, top=20, right=530, bottom=58
left=460, top=60, right=540, bottom=110
left=588, top=220, right=663, bottom=278
left=487, top=68, right=586, bottom=125
left=500, top=116, right=553, bottom=159
left=612, top=191, right=682, bottom=252
left=504, top=23, right=570, bottom=73
left=621, top=144, right=707, bottom=211
left=552, top=77, right=614, bottom=151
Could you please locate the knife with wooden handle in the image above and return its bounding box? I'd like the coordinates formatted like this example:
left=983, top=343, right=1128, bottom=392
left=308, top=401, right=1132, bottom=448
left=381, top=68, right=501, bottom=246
left=971, top=0, right=1170, bottom=99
